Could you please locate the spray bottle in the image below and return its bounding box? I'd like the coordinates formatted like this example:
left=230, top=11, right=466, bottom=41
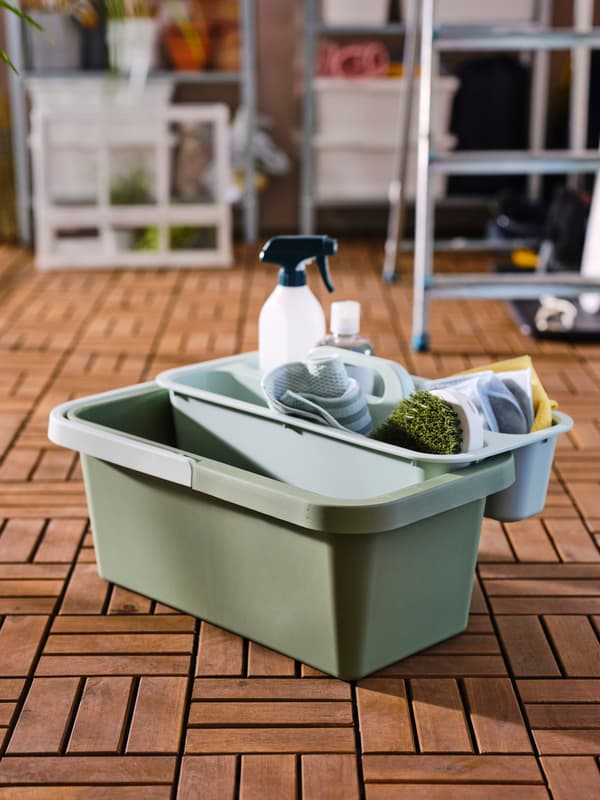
left=258, top=235, right=337, bottom=373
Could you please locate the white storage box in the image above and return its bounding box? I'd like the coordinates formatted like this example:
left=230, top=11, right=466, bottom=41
left=402, top=0, right=536, bottom=24
left=314, top=76, right=459, bottom=144
left=26, top=77, right=173, bottom=111
left=322, top=0, right=389, bottom=25
left=314, top=134, right=455, bottom=201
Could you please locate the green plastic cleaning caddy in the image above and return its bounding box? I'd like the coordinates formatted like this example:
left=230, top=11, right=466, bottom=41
left=49, top=381, right=514, bottom=681
left=157, top=348, right=573, bottom=522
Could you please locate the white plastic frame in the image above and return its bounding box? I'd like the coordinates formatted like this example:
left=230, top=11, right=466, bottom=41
left=30, top=102, right=232, bottom=270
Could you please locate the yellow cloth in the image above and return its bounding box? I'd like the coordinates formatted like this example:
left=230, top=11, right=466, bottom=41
left=454, top=355, right=557, bottom=432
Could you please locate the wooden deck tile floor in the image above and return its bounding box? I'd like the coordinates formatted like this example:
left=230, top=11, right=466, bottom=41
left=0, top=240, right=599, bottom=799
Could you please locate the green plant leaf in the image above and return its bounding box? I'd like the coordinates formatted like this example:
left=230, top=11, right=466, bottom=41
left=0, top=47, right=17, bottom=74
left=0, top=2, right=44, bottom=33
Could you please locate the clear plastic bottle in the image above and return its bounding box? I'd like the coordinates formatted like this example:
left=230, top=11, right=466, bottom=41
left=318, top=301, right=374, bottom=393
left=318, top=301, right=374, bottom=355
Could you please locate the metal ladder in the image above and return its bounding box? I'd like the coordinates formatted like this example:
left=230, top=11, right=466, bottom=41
left=403, top=0, right=600, bottom=350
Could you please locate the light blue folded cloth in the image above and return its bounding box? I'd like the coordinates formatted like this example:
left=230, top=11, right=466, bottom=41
left=261, top=353, right=373, bottom=435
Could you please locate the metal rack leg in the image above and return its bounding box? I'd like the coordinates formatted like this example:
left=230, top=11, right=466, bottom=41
left=382, top=0, right=421, bottom=283
left=241, top=0, right=258, bottom=242
left=6, top=2, right=31, bottom=245
left=568, top=0, right=593, bottom=191
left=300, top=0, right=317, bottom=234
left=411, top=0, right=435, bottom=351
left=528, top=0, right=551, bottom=200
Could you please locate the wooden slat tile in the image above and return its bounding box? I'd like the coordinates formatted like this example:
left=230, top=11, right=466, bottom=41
left=0, top=756, right=176, bottom=784
left=465, top=616, right=494, bottom=634
left=32, top=450, right=76, bottom=481
left=240, top=755, right=296, bottom=800
left=569, top=483, right=600, bottom=519
left=0, top=597, right=57, bottom=614
left=0, top=678, right=25, bottom=701
left=108, top=586, right=153, bottom=615
left=525, top=703, right=600, bottom=729
left=0, top=579, right=63, bottom=597
left=0, top=703, right=16, bottom=726
left=479, top=565, right=600, bottom=579
left=545, top=519, right=600, bottom=562
left=495, top=616, right=560, bottom=677
left=195, top=622, right=244, bottom=676
left=36, top=654, right=190, bottom=676
left=44, top=633, right=194, bottom=654
left=185, top=728, right=356, bottom=753
left=0, top=789, right=171, bottom=799
left=411, top=679, right=472, bottom=753
left=489, top=598, right=600, bottom=614
left=380, top=655, right=506, bottom=677
left=33, top=519, right=87, bottom=563
left=464, top=678, right=532, bottom=753
left=178, top=756, right=236, bottom=800
left=247, top=642, right=295, bottom=676
left=504, top=520, right=559, bottom=563
left=302, top=755, right=360, bottom=800
left=301, top=664, right=329, bottom=677
left=0, top=519, right=45, bottom=562
left=485, top=579, right=600, bottom=596
left=362, top=754, right=543, bottom=783
left=7, top=677, right=80, bottom=753
left=365, top=785, right=550, bottom=799
left=60, top=564, right=109, bottom=615
left=0, top=615, right=48, bottom=676
left=189, top=701, right=352, bottom=727
left=0, top=448, right=40, bottom=481
left=127, top=677, right=188, bottom=753
left=424, top=634, right=500, bottom=656
left=51, top=615, right=195, bottom=634
left=533, top=729, right=600, bottom=754
left=544, top=616, right=600, bottom=676
left=478, top=519, right=515, bottom=562
left=356, top=678, right=415, bottom=753
left=469, top=577, right=488, bottom=614
left=517, top=680, right=600, bottom=703
left=68, top=677, right=132, bottom=753
left=0, top=564, right=69, bottom=580
left=541, top=756, right=600, bottom=800
left=193, top=678, right=350, bottom=701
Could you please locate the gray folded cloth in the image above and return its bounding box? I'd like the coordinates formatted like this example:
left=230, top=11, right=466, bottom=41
left=261, top=353, right=373, bottom=435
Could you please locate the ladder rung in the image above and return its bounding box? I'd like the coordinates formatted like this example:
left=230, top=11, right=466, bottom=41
left=427, top=274, right=600, bottom=300
left=430, top=150, right=600, bottom=175
left=314, top=22, right=406, bottom=36
left=399, top=237, right=539, bottom=253
left=434, top=27, right=600, bottom=51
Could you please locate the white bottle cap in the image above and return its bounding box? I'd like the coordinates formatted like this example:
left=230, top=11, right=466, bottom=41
left=330, top=301, right=360, bottom=335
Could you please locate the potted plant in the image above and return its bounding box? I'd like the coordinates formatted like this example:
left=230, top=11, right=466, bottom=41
left=105, top=0, right=158, bottom=76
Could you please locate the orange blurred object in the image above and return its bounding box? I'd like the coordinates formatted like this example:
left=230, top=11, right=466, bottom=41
left=164, top=21, right=211, bottom=71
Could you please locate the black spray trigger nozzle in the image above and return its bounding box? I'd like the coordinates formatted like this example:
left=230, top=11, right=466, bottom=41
left=260, top=235, right=337, bottom=291
left=316, top=253, right=334, bottom=292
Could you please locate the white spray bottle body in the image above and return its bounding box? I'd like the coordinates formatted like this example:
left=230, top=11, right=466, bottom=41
left=258, top=282, right=326, bottom=373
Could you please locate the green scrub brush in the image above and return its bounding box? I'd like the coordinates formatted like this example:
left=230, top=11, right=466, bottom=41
left=372, top=389, right=484, bottom=455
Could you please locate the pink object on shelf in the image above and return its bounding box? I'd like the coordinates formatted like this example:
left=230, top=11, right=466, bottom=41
left=316, top=42, right=390, bottom=78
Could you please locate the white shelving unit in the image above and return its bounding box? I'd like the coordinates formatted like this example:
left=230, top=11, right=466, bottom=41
left=5, top=0, right=258, bottom=246
left=30, top=102, right=232, bottom=269
left=300, top=0, right=410, bottom=234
